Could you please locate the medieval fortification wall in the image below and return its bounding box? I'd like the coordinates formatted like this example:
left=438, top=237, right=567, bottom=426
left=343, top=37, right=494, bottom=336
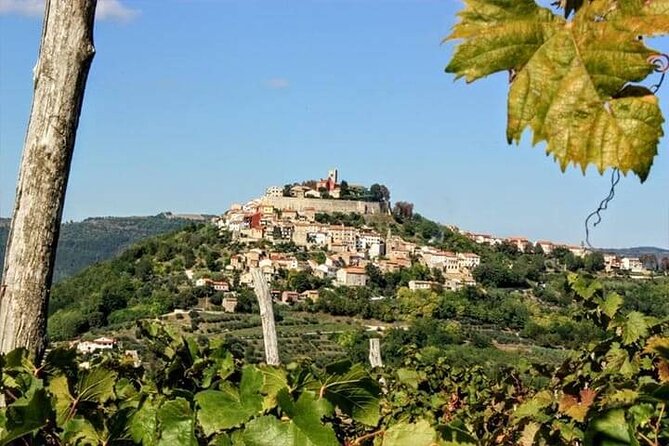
left=260, top=196, right=385, bottom=215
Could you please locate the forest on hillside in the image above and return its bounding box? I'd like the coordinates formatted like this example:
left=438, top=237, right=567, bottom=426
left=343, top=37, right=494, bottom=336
left=0, top=215, right=193, bottom=282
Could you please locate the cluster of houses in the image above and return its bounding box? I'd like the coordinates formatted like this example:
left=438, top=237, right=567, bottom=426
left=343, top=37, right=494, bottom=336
left=69, top=337, right=140, bottom=367
left=461, top=231, right=650, bottom=274
left=266, top=168, right=343, bottom=199
left=192, top=231, right=481, bottom=305
left=200, top=181, right=484, bottom=303
left=603, top=254, right=646, bottom=274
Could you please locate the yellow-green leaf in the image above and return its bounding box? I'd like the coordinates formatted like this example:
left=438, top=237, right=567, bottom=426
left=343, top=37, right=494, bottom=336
left=447, top=0, right=665, bottom=181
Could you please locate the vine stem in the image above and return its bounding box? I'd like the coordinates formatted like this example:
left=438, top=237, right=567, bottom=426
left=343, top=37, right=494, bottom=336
left=654, top=403, right=665, bottom=444
left=349, top=429, right=384, bottom=445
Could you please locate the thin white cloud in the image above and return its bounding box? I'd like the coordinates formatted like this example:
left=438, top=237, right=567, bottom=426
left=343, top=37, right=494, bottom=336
left=265, top=78, right=290, bottom=90
left=0, top=0, right=43, bottom=16
left=0, top=0, right=139, bottom=22
left=97, top=0, right=139, bottom=22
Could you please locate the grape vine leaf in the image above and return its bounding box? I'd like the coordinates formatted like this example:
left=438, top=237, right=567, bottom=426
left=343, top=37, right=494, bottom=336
left=76, top=367, right=117, bottom=404
left=129, top=396, right=159, bottom=446
left=156, top=398, right=197, bottom=446
left=0, top=388, right=51, bottom=446
left=519, top=422, right=540, bottom=446
left=312, top=361, right=381, bottom=426
left=619, top=311, right=649, bottom=345
left=259, top=365, right=289, bottom=411
left=48, top=375, right=74, bottom=426
left=240, top=391, right=338, bottom=446
left=61, top=417, right=103, bottom=445
left=615, top=0, right=669, bottom=35
left=382, top=419, right=438, bottom=446
left=568, top=274, right=603, bottom=300
left=600, top=292, right=623, bottom=319
left=195, top=366, right=264, bottom=435
left=645, top=336, right=669, bottom=360
left=240, top=416, right=292, bottom=446
left=276, top=389, right=338, bottom=446
left=583, top=409, right=634, bottom=446
left=558, top=388, right=597, bottom=422
left=513, top=390, right=553, bottom=422
left=446, top=0, right=665, bottom=181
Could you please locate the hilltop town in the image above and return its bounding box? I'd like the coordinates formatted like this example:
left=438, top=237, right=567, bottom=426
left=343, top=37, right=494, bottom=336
left=48, top=168, right=668, bottom=381
left=212, top=169, right=480, bottom=301
left=207, top=168, right=657, bottom=307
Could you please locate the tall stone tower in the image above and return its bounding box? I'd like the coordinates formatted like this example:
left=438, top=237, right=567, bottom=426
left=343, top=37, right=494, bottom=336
left=327, top=168, right=338, bottom=184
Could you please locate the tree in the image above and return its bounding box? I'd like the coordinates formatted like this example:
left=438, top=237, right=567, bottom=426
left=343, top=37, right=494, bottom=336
left=446, top=0, right=667, bottom=181
left=339, top=180, right=350, bottom=198
left=584, top=252, right=606, bottom=272
left=392, top=201, right=414, bottom=220
left=660, top=257, right=669, bottom=272
left=370, top=183, right=390, bottom=202
left=639, top=254, right=659, bottom=271
left=0, top=0, right=98, bottom=360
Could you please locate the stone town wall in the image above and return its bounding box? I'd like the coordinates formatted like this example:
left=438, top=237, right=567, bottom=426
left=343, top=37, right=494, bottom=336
left=260, top=196, right=384, bottom=215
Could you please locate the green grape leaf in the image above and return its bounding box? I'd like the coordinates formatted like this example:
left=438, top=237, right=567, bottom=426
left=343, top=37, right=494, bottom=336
left=76, top=367, right=117, bottom=404
left=202, top=349, right=235, bottom=388
left=210, top=433, right=233, bottom=446
left=513, top=390, right=553, bottom=422
left=437, top=420, right=478, bottom=445
left=240, top=416, right=294, bottom=446
left=195, top=366, right=264, bottom=435
left=277, top=389, right=336, bottom=442
left=259, top=365, right=289, bottom=411
left=600, top=292, right=623, bottom=319
left=316, top=362, right=381, bottom=426
left=620, top=311, right=649, bottom=345
left=584, top=409, right=636, bottom=446
left=568, top=274, right=603, bottom=300
left=0, top=388, right=52, bottom=446
left=396, top=368, right=422, bottom=389
left=48, top=375, right=74, bottom=426
left=157, top=398, right=197, bottom=446
left=241, top=391, right=338, bottom=446
left=61, top=417, right=103, bottom=445
left=382, top=419, right=438, bottom=446
left=2, top=348, right=35, bottom=373
left=129, top=396, right=159, bottom=446
left=552, top=420, right=584, bottom=443
left=446, top=0, right=665, bottom=181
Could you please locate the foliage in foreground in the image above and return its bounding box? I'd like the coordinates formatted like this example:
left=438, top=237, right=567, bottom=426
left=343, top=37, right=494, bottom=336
left=446, top=0, right=669, bottom=181
left=1, top=275, right=668, bottom=445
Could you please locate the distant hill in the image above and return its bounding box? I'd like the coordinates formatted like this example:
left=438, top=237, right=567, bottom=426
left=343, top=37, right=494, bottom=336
left=0, top=214, right=199, bottom=282
left=598, top=246, right=669, bottom=260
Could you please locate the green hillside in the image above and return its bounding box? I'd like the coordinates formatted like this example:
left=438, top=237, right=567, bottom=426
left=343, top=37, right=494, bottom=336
left=0, top=214, right=195, bottom=282
left=47, top=216, right=669, bottom=369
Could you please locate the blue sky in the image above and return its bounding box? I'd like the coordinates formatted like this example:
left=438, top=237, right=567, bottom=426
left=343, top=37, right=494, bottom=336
left=0, top=0, right=667, bottom=249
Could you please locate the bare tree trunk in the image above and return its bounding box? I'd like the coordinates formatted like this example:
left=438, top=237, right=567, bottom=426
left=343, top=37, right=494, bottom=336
left=0, top=0, right=97, bottom=361
left=368, top=338, right=382, bottom=368
left=250, top=268, right=280, bottom=365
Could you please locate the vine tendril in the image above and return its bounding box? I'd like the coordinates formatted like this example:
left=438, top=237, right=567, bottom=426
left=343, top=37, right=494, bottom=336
left=648, top=54, right=669, bottom=93
left=584, top=169, right=621, bottom=248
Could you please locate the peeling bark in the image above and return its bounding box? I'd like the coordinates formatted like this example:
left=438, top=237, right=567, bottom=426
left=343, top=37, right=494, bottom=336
left=0, top=0, right=97, bottom=361
left=369, top=338, right=383, bottom=368
left=251, top=268, right=280, bottom=366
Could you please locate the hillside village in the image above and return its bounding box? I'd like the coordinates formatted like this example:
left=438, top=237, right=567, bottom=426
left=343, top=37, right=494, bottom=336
left=196, top=169, right=655, bottom=308
left=211, top=170, right=479, bottom=303
left=57, top=169, right=665, bottom=363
